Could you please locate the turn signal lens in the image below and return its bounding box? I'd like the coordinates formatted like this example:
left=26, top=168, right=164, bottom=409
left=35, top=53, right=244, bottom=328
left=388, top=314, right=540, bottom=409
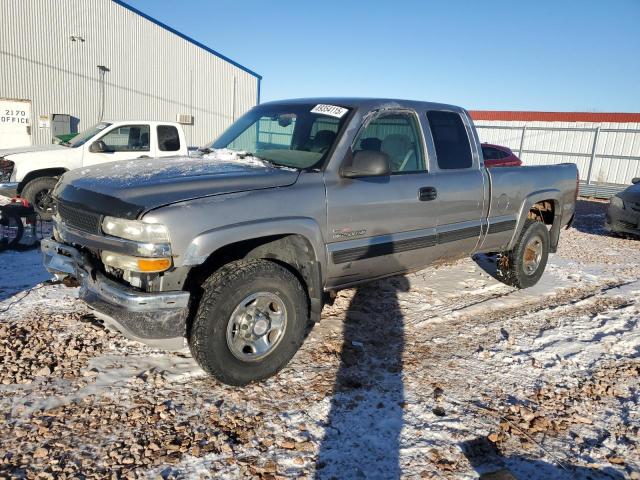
left=137, top=258, right=172, bottom=272
left=101, top=251, right=172, bottom=273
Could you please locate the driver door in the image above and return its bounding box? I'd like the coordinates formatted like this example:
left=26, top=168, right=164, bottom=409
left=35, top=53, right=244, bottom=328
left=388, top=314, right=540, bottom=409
left=83, top=124, right=152, bottom=166
left=324, top=109, right=441, bottom=288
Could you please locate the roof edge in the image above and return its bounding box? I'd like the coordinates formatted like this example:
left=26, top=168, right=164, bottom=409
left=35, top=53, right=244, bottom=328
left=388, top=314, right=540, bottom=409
left=112, top=0, right=262, bottom=80
left=470, top=110, right=640, bottom=123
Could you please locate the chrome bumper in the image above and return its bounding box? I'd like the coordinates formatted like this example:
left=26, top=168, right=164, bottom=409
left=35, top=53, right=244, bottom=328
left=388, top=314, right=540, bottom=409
left=0, top=182, right=18, bottom=198
left=41, top=238, right=190, bottom=350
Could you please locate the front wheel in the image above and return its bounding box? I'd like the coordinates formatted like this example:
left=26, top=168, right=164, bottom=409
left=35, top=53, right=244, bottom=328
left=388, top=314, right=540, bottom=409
left=21, top=177, right=59, bottom=221
left=497, top=220, right=550, bottom=289
left=189, top=259, right=309, bottom=386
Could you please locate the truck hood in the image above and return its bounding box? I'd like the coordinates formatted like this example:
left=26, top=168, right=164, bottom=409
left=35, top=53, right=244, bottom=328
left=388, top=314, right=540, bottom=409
left=54, top=149, right=301, bottom=219
left=1, top=144, right=68, bottom=158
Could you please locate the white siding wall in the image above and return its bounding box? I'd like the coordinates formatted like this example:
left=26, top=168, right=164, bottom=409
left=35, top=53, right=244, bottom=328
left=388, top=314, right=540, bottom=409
left=475, top=120, right=640, bottom=185
left=0, top=0, right=259, bottom=146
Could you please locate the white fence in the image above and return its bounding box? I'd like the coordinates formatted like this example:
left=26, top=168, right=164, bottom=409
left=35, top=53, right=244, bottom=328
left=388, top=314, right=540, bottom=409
left=475, top=121, right=640, bottom=197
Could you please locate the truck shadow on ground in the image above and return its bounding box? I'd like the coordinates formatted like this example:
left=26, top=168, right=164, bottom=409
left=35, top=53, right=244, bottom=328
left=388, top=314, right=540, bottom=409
left=0, top=248, right=51, bottom=302
left=460, top=436, right=626, bottom=479
left=471, top=253, right=502, bottom=283
left=316, top=273, right=410, bottom=479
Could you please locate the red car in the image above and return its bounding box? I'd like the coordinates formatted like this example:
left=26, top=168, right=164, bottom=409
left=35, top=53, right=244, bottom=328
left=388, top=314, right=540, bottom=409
left=481, top=143, right=523, bottom=167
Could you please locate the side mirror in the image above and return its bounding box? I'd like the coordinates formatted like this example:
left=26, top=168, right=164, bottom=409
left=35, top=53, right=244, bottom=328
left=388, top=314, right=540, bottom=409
left=89, top=140, right=109, bottom=153
left=341, top=150, right=391, bottom=178
left=632, top=177, right=640, bottom=185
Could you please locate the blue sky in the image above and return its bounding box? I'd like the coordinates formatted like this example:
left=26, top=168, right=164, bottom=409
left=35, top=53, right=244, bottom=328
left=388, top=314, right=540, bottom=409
left=126, top=0, right=640, bottom=112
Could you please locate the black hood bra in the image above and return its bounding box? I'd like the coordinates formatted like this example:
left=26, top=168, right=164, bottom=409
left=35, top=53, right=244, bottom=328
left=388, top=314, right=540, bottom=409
left=54, top=154, right=300, bottom=219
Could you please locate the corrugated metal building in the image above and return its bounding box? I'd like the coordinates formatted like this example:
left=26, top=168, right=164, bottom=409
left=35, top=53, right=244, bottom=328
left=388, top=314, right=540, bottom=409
left=471, top=111, right=640, bottom=197
left=0, top=0, right=261, bottom=147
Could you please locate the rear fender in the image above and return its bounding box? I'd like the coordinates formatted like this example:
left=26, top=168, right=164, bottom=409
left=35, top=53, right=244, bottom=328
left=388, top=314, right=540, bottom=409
left=507, top=189, right=562, bottom=252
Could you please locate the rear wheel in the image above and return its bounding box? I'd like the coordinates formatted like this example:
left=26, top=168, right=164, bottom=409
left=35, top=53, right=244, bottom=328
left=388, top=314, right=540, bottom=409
left=497, top=220, right=549, bottom=289
left=189, top=259, right=309, bottom=386
left=21, top=177, right=58, bottom=220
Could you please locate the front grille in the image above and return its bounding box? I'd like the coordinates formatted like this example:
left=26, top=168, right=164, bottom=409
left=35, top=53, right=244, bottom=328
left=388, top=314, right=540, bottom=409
left=631, top=202, right=640, bottom=213
left=0, top=158, right=14, bottom=182
left=57, top=201, right=103, bottom=234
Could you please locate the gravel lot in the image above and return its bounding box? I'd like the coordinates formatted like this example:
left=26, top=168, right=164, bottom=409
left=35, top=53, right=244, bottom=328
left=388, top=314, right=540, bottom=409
left=0, top=199, right=639, bottom=479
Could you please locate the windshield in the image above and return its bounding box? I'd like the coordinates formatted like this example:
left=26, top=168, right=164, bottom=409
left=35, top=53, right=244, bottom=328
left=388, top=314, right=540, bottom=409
left=67, top=122, right=112, bottom=148
left=211, top=103, right=350, bottom=169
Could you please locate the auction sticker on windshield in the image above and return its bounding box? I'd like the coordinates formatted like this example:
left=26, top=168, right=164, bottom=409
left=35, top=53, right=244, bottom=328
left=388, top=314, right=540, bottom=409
left=311, top=104, right=348, bottom=118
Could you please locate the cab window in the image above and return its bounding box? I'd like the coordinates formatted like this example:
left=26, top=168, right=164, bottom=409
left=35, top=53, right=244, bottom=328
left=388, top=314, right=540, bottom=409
left=99, top=125, right=150, bottom=152
left=157, top=125, right=181, bottom=152
left=353, top=111, right=425, bottom=173
left=213, top=103, right=350, bottom=169
left=426, top=111, right=472, bottom=169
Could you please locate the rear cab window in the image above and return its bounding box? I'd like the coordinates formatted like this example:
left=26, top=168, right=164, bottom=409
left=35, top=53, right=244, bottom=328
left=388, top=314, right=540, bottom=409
left=426, top=111, right=473, bottom=170
left=157, top=125, right=181, bottom=152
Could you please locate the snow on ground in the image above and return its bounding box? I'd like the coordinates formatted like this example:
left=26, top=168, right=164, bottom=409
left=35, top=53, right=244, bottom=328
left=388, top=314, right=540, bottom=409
left=0, top=200, right=639, bottom=479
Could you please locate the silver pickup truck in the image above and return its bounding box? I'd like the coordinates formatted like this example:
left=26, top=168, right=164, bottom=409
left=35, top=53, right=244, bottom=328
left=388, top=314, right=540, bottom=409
left=42, top=98, right=578, bottom=385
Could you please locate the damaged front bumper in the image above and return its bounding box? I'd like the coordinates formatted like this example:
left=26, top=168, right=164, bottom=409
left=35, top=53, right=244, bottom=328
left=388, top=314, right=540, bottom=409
left=605, top=204, right=640, bottom=236
left=41, top=238, right=190, bottom=350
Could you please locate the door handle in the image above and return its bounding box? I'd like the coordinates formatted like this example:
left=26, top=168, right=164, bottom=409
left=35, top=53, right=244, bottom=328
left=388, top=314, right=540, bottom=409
left=419, top=187, right=437, bottom=201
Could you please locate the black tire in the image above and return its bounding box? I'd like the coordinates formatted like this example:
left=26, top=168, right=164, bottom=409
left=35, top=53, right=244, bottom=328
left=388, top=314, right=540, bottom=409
left=189, top=259, right=309, bottom=386
left=21, top=177, right=58, bottom=221
left=497, top=220, right=549, bottom=289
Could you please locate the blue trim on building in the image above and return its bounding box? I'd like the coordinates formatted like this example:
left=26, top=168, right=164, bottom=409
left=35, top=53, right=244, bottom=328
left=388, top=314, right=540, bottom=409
left=257, top=78, right=261, bottom=104
left=112, top=0, right=262, bottom=80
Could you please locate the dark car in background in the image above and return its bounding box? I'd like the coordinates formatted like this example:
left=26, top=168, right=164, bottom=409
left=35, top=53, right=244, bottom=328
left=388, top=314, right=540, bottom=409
left=606, top=177, right=640, bottom=237
left=481, top=143, right=522, bottom=167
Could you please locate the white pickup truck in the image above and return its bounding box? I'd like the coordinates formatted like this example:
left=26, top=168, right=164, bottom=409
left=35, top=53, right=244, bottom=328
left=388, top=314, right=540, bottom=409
left=0, top=120, right=188, bottom=219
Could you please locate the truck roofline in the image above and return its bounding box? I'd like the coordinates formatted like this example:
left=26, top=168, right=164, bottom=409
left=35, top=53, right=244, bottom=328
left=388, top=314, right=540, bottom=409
left=100, top=120, right=184, bottom=126
left=259, top=97, right=466, bottom=113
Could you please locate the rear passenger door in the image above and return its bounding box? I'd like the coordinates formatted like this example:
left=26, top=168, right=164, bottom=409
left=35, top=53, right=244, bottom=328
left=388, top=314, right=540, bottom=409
left=424, top=110, right=487, bottom=260
left=325, top=109, right=441, bottom=288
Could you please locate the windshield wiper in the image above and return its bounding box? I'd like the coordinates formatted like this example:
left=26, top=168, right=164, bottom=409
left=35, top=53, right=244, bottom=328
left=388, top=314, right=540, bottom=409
left=200, top=148, right=298, bottom=170
left=248, top=153, right=298, bottom=170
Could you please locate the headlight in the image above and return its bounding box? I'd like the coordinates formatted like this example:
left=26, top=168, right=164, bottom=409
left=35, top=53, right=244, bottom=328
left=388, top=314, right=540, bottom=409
left=102, top=216, right=170, bottom=243
left=610, top=196, right=625, bottom=210
left=0, top=158, right=15, bottom=183
left=101, top=251, right=172, bottom=273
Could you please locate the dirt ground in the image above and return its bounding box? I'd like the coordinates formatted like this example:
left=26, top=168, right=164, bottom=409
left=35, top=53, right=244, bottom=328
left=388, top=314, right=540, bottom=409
left=0, top=199, right=638, bottom=479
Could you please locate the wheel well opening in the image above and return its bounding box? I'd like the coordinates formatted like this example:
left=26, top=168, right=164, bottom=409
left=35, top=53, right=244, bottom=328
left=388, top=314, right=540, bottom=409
left=18, top=168, right=68, bottom=193
left=528, top=200, right=555, bottom=225
left=183, top=234, right=320, bottom=335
